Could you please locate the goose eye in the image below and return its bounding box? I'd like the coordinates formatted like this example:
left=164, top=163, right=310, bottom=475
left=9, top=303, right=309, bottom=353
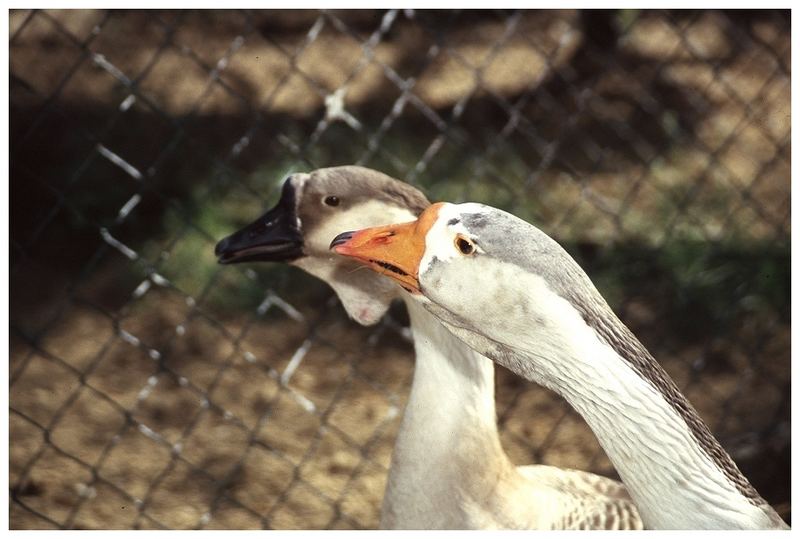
left=324, top=195, right=340, bottom=207
left=455, top=235, right=475, bottom=255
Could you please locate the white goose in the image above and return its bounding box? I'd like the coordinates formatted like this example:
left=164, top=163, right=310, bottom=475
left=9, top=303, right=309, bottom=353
left=216, top=167, right=642, bottom=529
left=330, top=200, right=789, bottom=530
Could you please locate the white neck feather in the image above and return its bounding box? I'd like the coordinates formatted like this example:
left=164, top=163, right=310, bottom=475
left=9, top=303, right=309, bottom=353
left=434, top=268, right=781, bottom=529
left=540, top=331, right=767, bottom=529
left=400, top=299, right=500, bottom=444
left=380, top=299, right=512, bottom=528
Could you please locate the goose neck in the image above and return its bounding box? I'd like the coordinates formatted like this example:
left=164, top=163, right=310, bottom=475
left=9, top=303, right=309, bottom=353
left=394, top=298, right=506, bottom=460
left=475, top=289, right=780, bottom=529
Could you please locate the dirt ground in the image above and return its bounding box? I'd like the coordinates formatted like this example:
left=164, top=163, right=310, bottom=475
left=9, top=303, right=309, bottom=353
left=9, top=282, right=791, bottom=529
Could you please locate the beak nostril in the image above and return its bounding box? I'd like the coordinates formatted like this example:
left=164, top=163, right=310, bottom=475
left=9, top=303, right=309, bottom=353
left=329, top=231, right=354, bottom=249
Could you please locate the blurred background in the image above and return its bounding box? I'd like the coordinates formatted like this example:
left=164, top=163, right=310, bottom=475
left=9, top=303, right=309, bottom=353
left=9, top=9, right=790, bottom=529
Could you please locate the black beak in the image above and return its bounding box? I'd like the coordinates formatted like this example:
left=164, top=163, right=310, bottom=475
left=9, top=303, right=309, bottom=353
left=215, top=179, right=304, bottom=264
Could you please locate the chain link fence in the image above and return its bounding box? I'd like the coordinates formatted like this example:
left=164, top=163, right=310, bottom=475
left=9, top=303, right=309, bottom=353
left=9, top=9, right=790, bottom=529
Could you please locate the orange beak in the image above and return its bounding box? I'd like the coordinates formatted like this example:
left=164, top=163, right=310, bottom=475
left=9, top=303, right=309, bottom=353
left=330, top=203, right=444, bottom=295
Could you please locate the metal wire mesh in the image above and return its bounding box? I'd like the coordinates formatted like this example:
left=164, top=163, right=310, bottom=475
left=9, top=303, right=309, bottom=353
left=9, top=9, right=790, bottom=529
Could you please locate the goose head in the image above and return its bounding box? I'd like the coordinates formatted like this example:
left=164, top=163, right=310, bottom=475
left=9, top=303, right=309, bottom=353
left=329, top=201, right=611, bottom=374
left=215, top=166, right=430, bottom=325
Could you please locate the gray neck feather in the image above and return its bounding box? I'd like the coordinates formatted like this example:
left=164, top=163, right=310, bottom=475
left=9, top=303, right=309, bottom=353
left=462, top=209, right=764, bottom=506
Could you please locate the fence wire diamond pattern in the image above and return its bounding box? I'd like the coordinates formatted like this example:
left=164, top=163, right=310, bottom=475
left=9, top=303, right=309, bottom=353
left=9, top=9, right=790, bottom=529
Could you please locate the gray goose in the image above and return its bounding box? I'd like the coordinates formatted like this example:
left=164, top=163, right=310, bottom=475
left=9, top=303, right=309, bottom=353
left=330, top=200, right=788, bottom=529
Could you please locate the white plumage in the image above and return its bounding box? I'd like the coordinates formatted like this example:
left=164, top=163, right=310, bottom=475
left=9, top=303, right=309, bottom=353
left=216, top=167, right=642, bottom=529
left=331, top=200, right=788, bottom=530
